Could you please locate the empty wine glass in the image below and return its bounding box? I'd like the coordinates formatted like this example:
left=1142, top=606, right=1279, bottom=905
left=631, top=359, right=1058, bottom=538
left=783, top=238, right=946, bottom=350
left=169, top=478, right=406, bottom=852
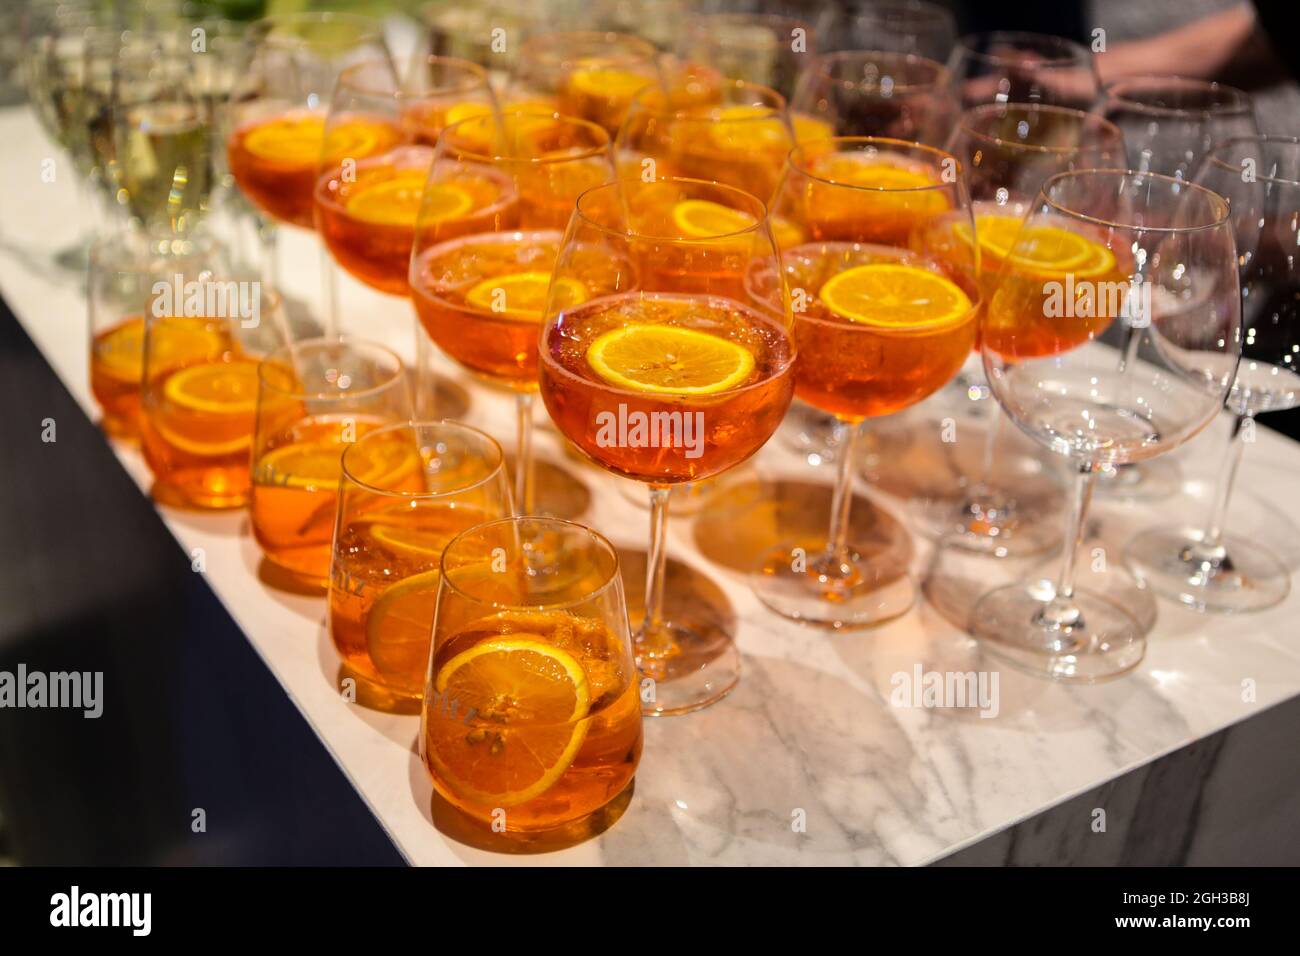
left=827, top=0, right=957, bottom=61
left=947, top=31, right=1099, bottom=112
left=1101, top=75, right=1257, bottom=182
left=1125, top=136, right=1300, bottom=613
left=923, top=103, right=1125, bottom=556
left=676, top=12, right=816, bottom=99
left=973, top=169, right=1242, bottom=681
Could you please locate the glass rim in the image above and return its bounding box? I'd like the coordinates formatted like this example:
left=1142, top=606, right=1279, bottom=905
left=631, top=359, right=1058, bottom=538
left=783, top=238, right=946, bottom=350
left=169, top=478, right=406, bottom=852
left=337, top=53, right=491, bottom=99
left=438, top=515, right=623, bottom=611
left=811, top=48, right=950, bottom=89
left=788, top=136, right=962, bottom=193
left=1203, top=134, right=1300, bottom=187
left=518, top=30, right=658, bottom=66
left=339, top=418, right=506, bottom=499
left=956, top=102, right=1123, bottom=155
left=1039, top=167, right=1232, bottom=233
left=1102, top=74, right=1253, bottom=117
left=625, top=77, right=788, bottom=121
left=953, top=30, right=1092, bottom=68
left=257, top=336, right=406, bottom=402
left=438, top=109, right=612, bottom=165
left=573, top=175, right=773, bottom=243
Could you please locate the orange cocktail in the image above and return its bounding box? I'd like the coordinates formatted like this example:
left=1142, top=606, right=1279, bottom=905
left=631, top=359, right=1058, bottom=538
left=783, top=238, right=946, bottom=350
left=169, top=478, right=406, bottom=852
left=90, top=315, right=146, bottom=437
left=139, top=317, right=262, bottom=509
left=327, top=422, right=513, bottom=701
left=541, top=292, right=795, bottom=483
left=422, top=517, right=642, bottom=834
left=228, top=110, right=401, bottom=228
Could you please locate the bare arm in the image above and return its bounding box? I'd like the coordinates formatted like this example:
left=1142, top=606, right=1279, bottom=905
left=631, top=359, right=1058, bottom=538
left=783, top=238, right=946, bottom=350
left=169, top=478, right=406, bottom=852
left=1095, top=3, right=1257, bottom=83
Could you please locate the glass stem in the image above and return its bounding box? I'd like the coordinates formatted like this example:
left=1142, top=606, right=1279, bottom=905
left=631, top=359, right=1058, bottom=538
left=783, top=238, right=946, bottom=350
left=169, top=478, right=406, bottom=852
left=514, top=391, right=535, bottom=515
left=256, top=217, right=278, bottom=290
left=1036, top=461, right=1097, bottom=630
left=642, top=485, right=671, bottom=655
left=824, top=419, right=861, bottom=569
left=1199, top=412, right=1248, bottom=552
left=412, top=320, right=431, bottom=418
left=972, top=405, right=1005, bottom=496
left=320, top=244, right=339, bottom=338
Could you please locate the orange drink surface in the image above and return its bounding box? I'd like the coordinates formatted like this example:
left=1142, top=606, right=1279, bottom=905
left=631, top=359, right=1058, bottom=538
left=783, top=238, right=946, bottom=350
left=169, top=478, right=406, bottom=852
left=319, top=158, right=517, bottom=296
left=250, top=414, right=387, bottom=584
left=539, top=292, right=795, bottom=483
left=776, top=244, right=981, bottom=420
left=796, top=149, right=953, bottom=245
left=139, top=317, right=259, bottom=509
left=972, top=215, right=1130, bottom=360
left=411, top=231, right=623, bottom=388
left=90, top=314, right=146, bottom=438
left=227, top=109, right=401, bottom=228
left=423, top=607, right=642, bottom=831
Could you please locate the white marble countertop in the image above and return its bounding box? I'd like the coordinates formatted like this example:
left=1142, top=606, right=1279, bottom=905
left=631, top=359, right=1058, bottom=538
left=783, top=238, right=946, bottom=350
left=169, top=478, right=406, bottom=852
left=4, top=103, right=1298, bottom=866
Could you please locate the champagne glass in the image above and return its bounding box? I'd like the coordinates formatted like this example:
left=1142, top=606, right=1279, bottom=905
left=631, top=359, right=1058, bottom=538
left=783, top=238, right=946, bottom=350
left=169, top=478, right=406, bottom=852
left=924, top=102, right=1125, bottom=555
left=827, top=0, right=957, bottom=61
left=225, top=11, right=392, bottom=304
left=539, top=177, right=796, bottom=714
left=676, top=13, right=816, bottom=99
left=110, top=36, right=214, bottom=236
left=1126, top=137, right=1300, bottom=613
left=974, top=169, right=1242, bottom=680
left=410, top=110, right=615, bottom=515
left=947, top=31, right=1099, bottom=112
left=423, top=516, right=642, bottom=835
left=790, top=49, right=957, bottom=145
left=1100, top=75, right=1257, bottom=182
left=751, top=138, right=981, bottom=628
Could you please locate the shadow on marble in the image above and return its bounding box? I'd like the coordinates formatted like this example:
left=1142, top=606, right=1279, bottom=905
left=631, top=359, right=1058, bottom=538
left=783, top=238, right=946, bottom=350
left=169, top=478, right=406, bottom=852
left=313, top=618, right=422, bottom=722
left=690, top=476, right=913, bottom=578
left=502, top=453, right=592, bottom=520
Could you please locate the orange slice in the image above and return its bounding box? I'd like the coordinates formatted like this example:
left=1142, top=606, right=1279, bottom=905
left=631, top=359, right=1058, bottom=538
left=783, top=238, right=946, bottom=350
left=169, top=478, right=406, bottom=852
left=243, top=114, right=326, bottom=165
left=465, top=272, right=587, bottom=322
left=427, top=635, right=591, bottom=807
left=586, top=323, right=755, bottom=394
left=163, top=359, right=260, bottom=415
left=708, top=105, right=789, bottom=150
left=819, top=263, right=973, bottom=329
left=568, top=66, right=651, bottom=100
left=346, top=173, right=468, bottom=227
left=365, top=569, right=441, bottom=693
left=672, top=198, right=757, bottom=238
left=94, top=317, right=148, bottom=383
left=256, top=439, right=345, bottom=491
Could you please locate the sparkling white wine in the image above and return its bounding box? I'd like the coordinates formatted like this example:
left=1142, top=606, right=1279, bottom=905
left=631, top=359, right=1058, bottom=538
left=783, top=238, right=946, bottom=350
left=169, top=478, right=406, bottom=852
left=115, top=100, right=213, bottom=231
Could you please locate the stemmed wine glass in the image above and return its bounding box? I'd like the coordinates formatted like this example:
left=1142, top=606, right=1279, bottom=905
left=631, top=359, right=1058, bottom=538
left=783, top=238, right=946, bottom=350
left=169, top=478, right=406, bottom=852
left=675, top=12, right=816, bottom=100
left=539, top=177, right=796, bottom=714
left=752, top=138, right=982, bottom=628
left=923, top=102, right=1125, bottom=556
left=973, top=169, right=1242, bottom=680
left=826, top=0, right=957, bottom=61
left=947, top=31, right=1099, bottom=111
left=410, top=110, right=615, bottom=515
left=1100, top=76, right=1257, bottom=181
left=790, top=49, right=957, bottom=145
left=225, top=11, right=392, bottom=322
left=1125, top=137, right=1300, bottom=613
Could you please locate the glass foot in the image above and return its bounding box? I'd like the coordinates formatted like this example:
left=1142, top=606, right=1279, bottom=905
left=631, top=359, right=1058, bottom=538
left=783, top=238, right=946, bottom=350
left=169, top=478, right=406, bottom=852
left=970, top=581, right=1145, bottom=683
left=916, top=488, right=1062, bottom=557
left=752, top=543, right=916, bottom=629
left=1094, top=457, right=1182, bottom=502
left=1124, top=526, right=1290, bottom=614
left=636, top=620, right=739, bottom=716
